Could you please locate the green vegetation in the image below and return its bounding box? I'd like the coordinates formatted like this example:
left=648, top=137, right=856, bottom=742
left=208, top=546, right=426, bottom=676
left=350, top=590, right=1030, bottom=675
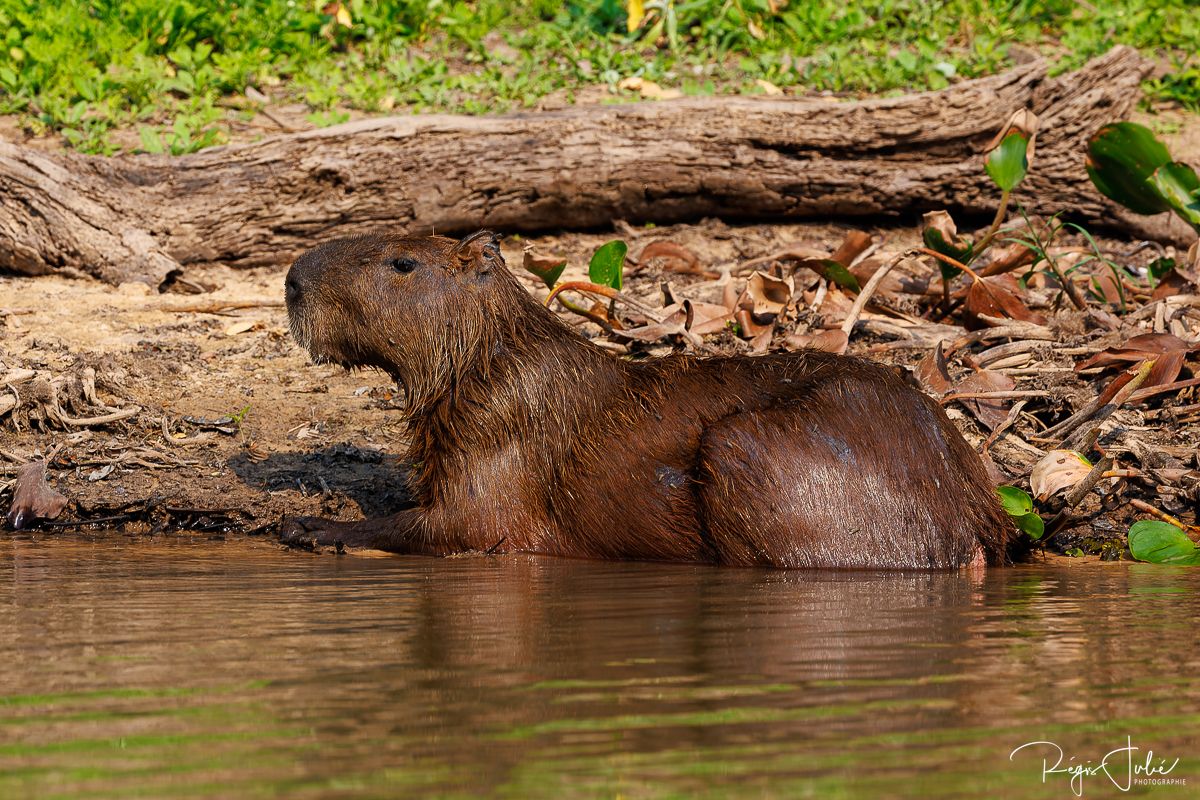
left=0, top=0, right=1198, bottom=155
left=1129, top=519, right=1200, bottom=564
left=996, top=486, right=1044, bottom=540
left=1088, top=121, right=1200, bottom=232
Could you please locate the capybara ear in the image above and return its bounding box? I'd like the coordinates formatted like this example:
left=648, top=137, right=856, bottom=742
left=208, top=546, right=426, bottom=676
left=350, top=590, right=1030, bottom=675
left=453, top=230, right=503, bottom=273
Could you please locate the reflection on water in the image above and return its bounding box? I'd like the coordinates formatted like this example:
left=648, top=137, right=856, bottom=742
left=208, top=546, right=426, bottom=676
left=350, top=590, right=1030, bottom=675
left=1, top=536, right=1198, bottom=798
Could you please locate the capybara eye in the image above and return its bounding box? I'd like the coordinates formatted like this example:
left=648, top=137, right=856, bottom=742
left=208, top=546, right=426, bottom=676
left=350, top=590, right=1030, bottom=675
left=391, top=256, right=419, bottom=274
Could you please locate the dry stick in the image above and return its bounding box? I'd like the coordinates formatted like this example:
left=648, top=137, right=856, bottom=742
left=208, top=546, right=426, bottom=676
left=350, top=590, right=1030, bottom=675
left=57, top=406, right=141, bottom=427
left=840, top=253, right=904, bottom=337
left=1128, top=498, right=1200, bottom=535
left=1129, top=375, right=1200, bottom=404
left=1043, top=453, right=1116, bottom=537
left=1035, top=359, right=1156, bottom=444
left=940, top=390, right=1050, bottom=403
left=984, top=400, right=1027, bottom=452
left=161, top=300, right=285, bottom=313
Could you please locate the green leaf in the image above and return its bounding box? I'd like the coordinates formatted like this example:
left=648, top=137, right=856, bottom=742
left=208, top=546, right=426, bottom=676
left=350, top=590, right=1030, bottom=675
left=996, top=486, right=1043, bottom=540
left=1147, top=161, right=1200, bottom=229
left=1129, top=520, right=1200, bottom=565
left=524, top=259, right=566, bottom=289
left=985, top=131, right=1029, bottom=192
left=1147, top=257, right=1176, bottom=285
left=1086, top=122, right=1173, bottom=216
left=922, top=228, right=972, bottom=281
left=996, top=486, right=1033, bottom=516
left=810, top=259, right=861, bottom=293
left=588, top=240, right=627, bottom=290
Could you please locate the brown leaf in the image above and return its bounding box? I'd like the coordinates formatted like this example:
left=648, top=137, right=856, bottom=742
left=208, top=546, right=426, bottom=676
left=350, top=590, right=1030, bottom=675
left=617, top=76, right=681, bottom=100
left=734, top=308, right=772, bottom=339
left=743, top=271, right=795, bottom=317
left=955, top=369, right=1016, bottom=430
left=616, top=306, right=690, bottom=343
left=1075, top=333, right=1200, bottom=373
left=917, top=340, right=953, bottom=395
left=686, top=302, right=737, bottom=336
left=979, top=241, right=1037, bottom=277
left=829, top=231, right=872, bottom=267
left=639, top=241, right=717, bottom=278
left=783, top=329, right=849, bottom=354
left=1150, top=269, right=1195, bottom=301
left=964, top=276, right=1047, bottom=327
left=6, top=461, right=68, bottom=530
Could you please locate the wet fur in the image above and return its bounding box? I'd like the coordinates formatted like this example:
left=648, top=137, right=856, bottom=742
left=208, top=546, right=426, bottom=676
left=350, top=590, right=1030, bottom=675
left=284, top=232, right=1014, bottom=568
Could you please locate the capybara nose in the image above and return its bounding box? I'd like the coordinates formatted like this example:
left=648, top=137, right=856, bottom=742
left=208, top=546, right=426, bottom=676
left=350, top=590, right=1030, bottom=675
left=285, top=273, right=303, bottom=306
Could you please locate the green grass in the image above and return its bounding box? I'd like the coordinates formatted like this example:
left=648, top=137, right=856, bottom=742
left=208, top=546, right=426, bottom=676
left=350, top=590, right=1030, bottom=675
left=0, top=0, right=1198, bottom=155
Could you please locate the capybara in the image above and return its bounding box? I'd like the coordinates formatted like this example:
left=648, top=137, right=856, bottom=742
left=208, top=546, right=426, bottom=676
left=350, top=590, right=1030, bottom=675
left=282, top=231, right=1013, bottom=568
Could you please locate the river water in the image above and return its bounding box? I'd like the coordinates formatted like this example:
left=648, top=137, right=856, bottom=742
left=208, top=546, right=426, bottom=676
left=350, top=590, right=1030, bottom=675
left=0, top=537, right=1196, bottom=799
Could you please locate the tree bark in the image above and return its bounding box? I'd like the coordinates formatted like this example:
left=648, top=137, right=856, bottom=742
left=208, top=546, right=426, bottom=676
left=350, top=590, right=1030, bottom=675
left=0, top=45, right=1180, bottom=284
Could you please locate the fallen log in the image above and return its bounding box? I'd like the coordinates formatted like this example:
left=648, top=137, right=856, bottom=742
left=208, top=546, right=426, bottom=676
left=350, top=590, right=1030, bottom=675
left=0, top=45, right=1183, bottom=284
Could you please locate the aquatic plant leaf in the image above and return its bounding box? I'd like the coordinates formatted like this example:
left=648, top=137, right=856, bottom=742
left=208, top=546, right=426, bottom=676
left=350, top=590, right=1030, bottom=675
left=996, top=486, right=1033, bottom=515
left=589, top=240, right=628, bottom=290
left=985, top=131, right=1030, bottom=192
left=1128, top=520, right=1200, bottom=565
left=1147, top=161, right=1200, bottom=229
left=1086, top=122, right=1173, bottom=215
left=996, top=486, right=1044, bottom=540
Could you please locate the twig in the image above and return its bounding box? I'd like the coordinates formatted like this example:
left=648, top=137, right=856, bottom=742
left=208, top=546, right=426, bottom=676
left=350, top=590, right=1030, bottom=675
left=1036, top=360, right=1155, bottom=444
left=840, top=253, right=903, bottom=337
left=940, top=390, right=1050, bottom=402
left=161, top=300, right=285, bottom=313
left=1043, top=453, right=1116, bottom=537
left=57, top=406, right=141, bottom=427
left=1128, top=499, right=1199, bottom=535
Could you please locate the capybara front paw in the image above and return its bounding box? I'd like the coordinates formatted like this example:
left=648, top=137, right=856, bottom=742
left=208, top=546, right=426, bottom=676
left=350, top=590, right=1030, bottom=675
left=279, top=516, right=350, bottom=552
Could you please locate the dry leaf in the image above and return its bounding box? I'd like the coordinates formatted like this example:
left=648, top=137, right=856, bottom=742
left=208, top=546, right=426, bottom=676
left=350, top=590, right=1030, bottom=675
left=922, top=210, right=969, bottom=254
left=955, top=369, right=1015, bottom=430
left=734, top=308, right=772, bottom=339
left=783, top=329, right=849, bottom=354
left=743, top=271, right=795, bottom=317
left=917, top=340, right=953, bottom=395
left=1075, top=333, right=1200, bottom=372
left=639, top=241, right=716, bottom=278
left=964, top=276, right=1047, bottom=327
left=617, top=306, right=690, bottom=343
left=1030, top=450, right=1093, bottom=501
left=755, top=79, right=783, bottom=96
left=224, top=320, right=259, bottom=336
left=617, top=76, right=681, bottom=100
left=829, top=230, right=873, bottom=268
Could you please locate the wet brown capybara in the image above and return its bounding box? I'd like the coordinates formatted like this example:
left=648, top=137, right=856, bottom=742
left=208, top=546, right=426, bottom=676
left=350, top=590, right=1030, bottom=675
left=282, top=231, right=1013, bottom=568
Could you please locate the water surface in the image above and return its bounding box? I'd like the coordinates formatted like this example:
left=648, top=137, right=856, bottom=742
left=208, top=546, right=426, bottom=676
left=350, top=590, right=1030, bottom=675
left=1, top=536, right=1197, bottom=798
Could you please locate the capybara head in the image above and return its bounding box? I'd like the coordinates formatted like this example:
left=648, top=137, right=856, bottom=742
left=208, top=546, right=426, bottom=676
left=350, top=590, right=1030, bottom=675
left=286, top=231, right=510, bottom=409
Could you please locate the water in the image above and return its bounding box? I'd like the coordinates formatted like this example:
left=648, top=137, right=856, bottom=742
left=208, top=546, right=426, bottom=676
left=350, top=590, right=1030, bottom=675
left=1, top=537, right=1197, bottom=799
